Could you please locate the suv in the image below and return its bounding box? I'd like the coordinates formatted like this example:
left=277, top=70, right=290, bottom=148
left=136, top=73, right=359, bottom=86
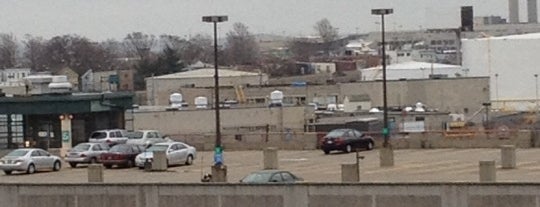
left=125, top=130, right=167, bottom=147
left=88, top=129, right=128, bottom=146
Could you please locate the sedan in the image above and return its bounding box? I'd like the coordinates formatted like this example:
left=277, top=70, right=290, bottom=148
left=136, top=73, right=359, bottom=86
left=0, top=148, right=62, bottom=175
left=240, top=170, right=303, bottom=183
left=320, top=128, right=375, bottom=154
left=100, top=144, right=144, bottom=169
left=65, top=142, right=110, bottom=168
left=135, top=141, right=196, bottom=168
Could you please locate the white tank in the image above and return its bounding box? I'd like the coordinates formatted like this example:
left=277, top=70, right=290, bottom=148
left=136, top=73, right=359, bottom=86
left=169, top=93, right=183, bottom=108
left=270, top=90, right=284, bottom=104
left=48, top=75, right=72, bottom=90
left=195, top=96, right=208, bottom=109
left=414, top=102, right=425, bottom=112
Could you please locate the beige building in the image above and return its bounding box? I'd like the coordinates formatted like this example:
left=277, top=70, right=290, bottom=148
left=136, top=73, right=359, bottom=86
left=145, top=68, right=269, bottom=105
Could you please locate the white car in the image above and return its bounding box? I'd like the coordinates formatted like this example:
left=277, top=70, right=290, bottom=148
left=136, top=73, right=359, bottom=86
left=135, top=142, right=196, bottom=168
left=0, top=148, right=62, bottom=175
left=88, top=129, right=128, bottom=146
left=126, top=130, right=167, bottom=147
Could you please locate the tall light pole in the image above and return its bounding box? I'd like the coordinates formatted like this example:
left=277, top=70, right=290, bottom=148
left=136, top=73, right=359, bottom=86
left=535, top=74, right=539, bottom=113
left=495, top=73, right=499, bottom=108
left=203, top=15, right=228, bottom=166
left=372, top=8, right=393, bottom=148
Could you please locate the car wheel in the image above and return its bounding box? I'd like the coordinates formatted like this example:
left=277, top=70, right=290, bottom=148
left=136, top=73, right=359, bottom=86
left=4, top=170, right=12, bottom=175
left=53, top=161, right=61, bottom=171
left=27, top=164, right=36, bottom=174
left=89, top=157, right=97, bottom=164
left=69, top=162, right=77, bottom=168
left=104, top=164, right=112, bottom=169
left=345, top=144, right=352, bottom=153
left=367, top=141, right=374, bottom=150
left=185, top=155, right=194, bottom=165
left=323, top=150, right=330, bottom=155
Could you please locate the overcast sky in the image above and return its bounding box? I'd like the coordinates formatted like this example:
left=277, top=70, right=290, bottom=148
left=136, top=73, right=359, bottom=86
left=0, top=0, right=517, bottom=41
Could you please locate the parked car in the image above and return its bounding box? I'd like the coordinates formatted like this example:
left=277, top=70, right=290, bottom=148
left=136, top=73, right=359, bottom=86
left=88, top=129, right=128, bottom=146
left=239, top=170, right=303, bottom=183
left=0, top=148, right=62, bottom=175
left=320, top=128, right=375, bottom=154
left=135, top=141, right=196, bottom=168
left=65, top=142, right=110, bottom=168
left=100, top=144, right=145, bottom=169
left=126, top=130, right=167, bottom=147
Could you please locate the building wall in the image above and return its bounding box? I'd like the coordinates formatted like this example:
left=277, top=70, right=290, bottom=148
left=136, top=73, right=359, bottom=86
left=132, top=106, right=307, bottom=136
left=3, top=183, right=540, bottom=207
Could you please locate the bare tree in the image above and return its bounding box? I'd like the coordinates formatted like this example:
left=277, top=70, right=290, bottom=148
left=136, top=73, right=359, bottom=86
left=0, top=33, right=18, bottom=68
left=314, top=18, right=339, bottom=43
left=180, top=34, right=213, bottom=65
left=123, top=32, right=156, bottom=60
left=22, top=35, right=48, bottom=70
left=224, top=22, right=260, bottom=66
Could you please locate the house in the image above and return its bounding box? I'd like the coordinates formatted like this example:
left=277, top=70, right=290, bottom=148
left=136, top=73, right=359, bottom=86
left=54, top=67, right=79, bottom=90
left=0, top=68, right=31, bottom=87
left=343, top=94, right=371, bottom=112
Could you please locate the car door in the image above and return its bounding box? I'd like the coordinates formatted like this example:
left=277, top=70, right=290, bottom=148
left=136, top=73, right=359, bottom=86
left=30, top=150, right=44, bottom=169
left=176, top=143, right=189, bottom=164
left=38, top=150, right=55, bottom=169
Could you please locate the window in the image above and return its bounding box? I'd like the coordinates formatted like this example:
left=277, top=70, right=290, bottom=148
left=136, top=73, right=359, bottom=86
left=177, top=144, right=187, bottom=150
left=31, top=151, right=40, bottom=157
left=115, top=131, right=123, bottom=137
left=92, top=145, right=101, bottom=151
left=281, top=172, right=295, bottom=182
left=415, top=117, right=425, bottom=121
left=37, top=150, right=49, bottom=156
left=270, top=173, right=283, bottom=182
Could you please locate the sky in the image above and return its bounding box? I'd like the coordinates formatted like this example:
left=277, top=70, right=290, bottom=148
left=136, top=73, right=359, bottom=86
left=0, top=0, right=515, bottom=41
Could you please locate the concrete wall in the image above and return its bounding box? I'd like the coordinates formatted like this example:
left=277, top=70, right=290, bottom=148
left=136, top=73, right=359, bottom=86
left=2, top=183, right=540, bottom=207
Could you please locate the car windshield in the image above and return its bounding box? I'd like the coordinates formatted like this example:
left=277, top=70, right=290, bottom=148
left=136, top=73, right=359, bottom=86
left=241, top=171, right=274, bottom=183
left=326, top=129, right=348, bottom=137
left=6, top=149, right=30, bottom=157
left=73, top=143, right=91, bottom=151
left=127, top=131, right=144, bottom=139
left=146, top=145, right=168, bottom=152
left=90, top=132, right=107, bottom=139
left=110, top=145, right=130, bottom=152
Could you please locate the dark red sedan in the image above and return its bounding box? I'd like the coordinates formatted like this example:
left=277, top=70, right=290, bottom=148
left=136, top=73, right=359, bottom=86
left=320, top=128, right=375, bottom=154
left=100, top=144, right=144, bottom=169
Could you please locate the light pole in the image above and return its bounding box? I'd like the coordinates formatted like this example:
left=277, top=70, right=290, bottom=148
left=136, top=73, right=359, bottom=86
left=203, top=15, right=228, bottom=166
left=535, top=74, right=539, bottom=113
left=495, top=73, right=499, bottom=107
left=372, top=8, right=393, bottom=148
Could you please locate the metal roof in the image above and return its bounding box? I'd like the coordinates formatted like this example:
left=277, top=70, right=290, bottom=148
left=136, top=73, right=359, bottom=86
left=150, top=68, right=264, bottom=80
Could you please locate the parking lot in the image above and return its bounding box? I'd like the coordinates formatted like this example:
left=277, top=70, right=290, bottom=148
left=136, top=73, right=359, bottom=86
left=2, top=148, right=540, bottom=183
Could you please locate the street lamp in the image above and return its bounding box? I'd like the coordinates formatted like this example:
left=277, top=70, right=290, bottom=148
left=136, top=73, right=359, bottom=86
left=494, top=73, right=499, bottom=107
left=535, top=74, right=539, bottom=112
left=372, top=8, right=393, bottom=148
left=202, top=15, right=228, bottom=166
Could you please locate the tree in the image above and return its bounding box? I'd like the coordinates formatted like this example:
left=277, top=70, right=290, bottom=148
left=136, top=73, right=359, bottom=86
left=22, top=35, right=47, bottom=71
left=314, top=18, right=339, bottom=43
left=0, top=33, right=19, bottom=68
left=124, top=32, right=156, bottom=60
left=224, top=22, right=260, bottom=65
left=180, top=34, right=213, bottom=65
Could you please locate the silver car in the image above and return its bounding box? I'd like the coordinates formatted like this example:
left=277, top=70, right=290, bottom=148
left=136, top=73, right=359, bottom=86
left=0, top=148, right=62, bottom=175
left=125, top=130, right=167, bottom=147
left=135, top=142, right=196, bottom=168
left=65, top=142, right=110, bottom=168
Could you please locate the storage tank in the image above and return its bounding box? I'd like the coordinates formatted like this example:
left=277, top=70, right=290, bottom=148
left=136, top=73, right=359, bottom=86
left=195, top=96, right=208, bottom=109
left=269, top=90, right=283, bottom=107
left=169, top=93, right=183, bottom=108
left=48, top=75, right=72, bottom=94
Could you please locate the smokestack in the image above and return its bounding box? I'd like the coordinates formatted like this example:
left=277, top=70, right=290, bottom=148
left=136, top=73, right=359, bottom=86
left=528, top=0, right=538, bottom=23
left=509, top=0, right=520, bottom=23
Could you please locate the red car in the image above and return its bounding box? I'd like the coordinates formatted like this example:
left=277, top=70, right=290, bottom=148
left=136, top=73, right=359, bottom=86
left=100, top=144, right=144, bottom=168
left=320, top=128, right=375, bottom=154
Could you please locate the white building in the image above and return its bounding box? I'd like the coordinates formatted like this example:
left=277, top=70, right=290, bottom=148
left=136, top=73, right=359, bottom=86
left=360, top=61, right=466, bottom=81
left=462, top=33, right=540, bottom=111
left=0, top=68, right=31, bottom=87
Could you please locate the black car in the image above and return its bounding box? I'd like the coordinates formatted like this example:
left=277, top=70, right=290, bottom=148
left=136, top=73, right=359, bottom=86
left=320, top=128, right=375, bottom=154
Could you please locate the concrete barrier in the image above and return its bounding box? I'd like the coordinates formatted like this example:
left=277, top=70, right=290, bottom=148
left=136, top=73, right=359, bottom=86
left=341, top=163, right=359, bottom=182
left=379, top=147, right=394, bottom=167
left=211, top=165, right=227, bottom=182
left=87, top=164, right=104, bottom=183
left=479, top=161, right=496, bottom=182
left=500, top=145, right=516, bottom=169
left=152, top=151, right=167, bottom=171
left=2, top=183, right=540, bottom=207
left=263, top=147, right=278, bottom=170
